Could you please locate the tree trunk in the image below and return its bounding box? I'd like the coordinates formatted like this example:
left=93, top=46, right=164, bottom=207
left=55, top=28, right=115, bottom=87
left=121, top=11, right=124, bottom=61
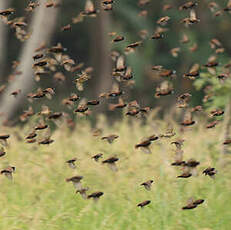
left=0, top=0, right=10, bottom=80
left=0, top=0, right=60, bottom=122
left=221, top=97, right=231, bottom=155
left=90, top=3, right=112, bottom=99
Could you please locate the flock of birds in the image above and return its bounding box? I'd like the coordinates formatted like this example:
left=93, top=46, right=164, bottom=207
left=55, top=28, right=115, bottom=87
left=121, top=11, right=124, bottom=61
left=0, top=0, right=231, bottom=211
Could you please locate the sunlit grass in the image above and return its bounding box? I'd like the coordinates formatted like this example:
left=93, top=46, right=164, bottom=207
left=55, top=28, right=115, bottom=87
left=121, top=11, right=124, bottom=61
left=0, top=114, right=231, bottom=230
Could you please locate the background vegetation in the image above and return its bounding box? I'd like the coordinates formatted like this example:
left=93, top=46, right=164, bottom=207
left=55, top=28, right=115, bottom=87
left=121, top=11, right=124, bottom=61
left=1, top=0, right=231, bottom=114
left=0, top=1, right=231, bottom=229
left=1, top=117, right=231, bottom=230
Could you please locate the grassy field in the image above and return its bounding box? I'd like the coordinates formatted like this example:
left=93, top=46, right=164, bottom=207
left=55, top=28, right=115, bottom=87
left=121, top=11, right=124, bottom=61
left=0, top=115, right=231, bottom=230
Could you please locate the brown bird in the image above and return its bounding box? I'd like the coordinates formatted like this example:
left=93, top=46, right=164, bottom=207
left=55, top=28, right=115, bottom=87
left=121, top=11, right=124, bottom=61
left=61, top=24, right=71, bottom=32
left=48, top=112, right=63, bottom=120
left=35, top=123, right=48, bottom=130
left=203, top=167, right=217, bottom=178
left=92, top=153, right=103, bottom=162
left=157, top=16, right=170, bottom=26
left=113, top=55, right=126, bottom=72
left=76, top=187, right=89, bottom=199
left=171, top=145, right=185, bottom=166
left=88, top=191, right=104, bottom=201
left=127, top=41, right=142, bottom=49
left=66, top=158, right=77, bottom=169
left=66, top=176, right=83, bottom=190
left=179, top=1, right=198, bottom=10
left=182, top=203, right=197, bottom=210
left=181, top=10, right=200, bottom=26
left=177, top=172, right=192, bottom=178
left=140, top=180, right=154, bottom=191
left=177, top=93, right=192, bottom=108
left=160, top=126, right=176, bottom=138
left=33, top=53, right=44, bottom=61
left=101, top=134, right=119, bottom=144
left=159, top=69, right=176, bottom=78
left=183, top=64, right=200, bottom=80
left=181, top=111, right=196, bottom=126
left=1, top=166, right=15, bottom=180
left=126, top=101, right=141, bottom=116
left=10, top=89, right=21, bottom=97
left=171, top=139, right=185, bottom=150
left=185, top=159, right=200, bottom=168
left=177, top=162, right=192, bottom=178
left=182, top=198, right=204, bottom=210
left=82, top=0, right=97, bottom=17
left=223, top=139, right=231, bottom=145
left=123, top=66, right=133, bottom=81
left=102, top=0, right=114, bottom=5
left=48, top=43, right=66, bottom=53
left=33, top=59, right=48, bottom=68
left=26, top=138, right=37, bottom=144
left=0, top=134, right=10, bottom=146
left=180, top=33, right=190, bottom=44
left=0, top=8, right=15, bottom=16
left=163, top=4, right=173, bottom=11
left=25, top=131, right=37, bottom=140
left=75, top=104, right=88, bottom=113
left=135, top=140, right=152, bottom=154
left=38, top=137, right=54, bottom=145
left=206, top=121, right=218, bottom=129
left=109, top=98, right=127, bottom=111
left=0, top=134, right=10, bottom=140
left=155, top=81, right=174, bottom=98
left=184, top=159, right=200, bottom=176
left=151, top=32, right=164, bottom=40
left=148, top=135, right=159, bottom=142
left=224, top=0, right=231, bottom=12
left=210, top=109, right=224, bottom=117
left=191, top=105, right=203, bottom=112
left=112, top=35, right=124, bottom=43
left=177, top=158, right=199, bottom=178
left=204, top=61, right=218, bottom=68
left=138, top=0, right=150, bottom=7
left=0, top=147, right=6, bottom=157
left=87, top=100, right=100, bottom=106
left=137, top=200, right=151, bottom=208
left=171, top=160, right=186, bottom=166
left=102, top=157, right=119, bottom=171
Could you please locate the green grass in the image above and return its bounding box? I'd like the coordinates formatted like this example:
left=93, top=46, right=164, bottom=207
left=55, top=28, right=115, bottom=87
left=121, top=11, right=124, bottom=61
left=0, top=115, right=231, bottom=230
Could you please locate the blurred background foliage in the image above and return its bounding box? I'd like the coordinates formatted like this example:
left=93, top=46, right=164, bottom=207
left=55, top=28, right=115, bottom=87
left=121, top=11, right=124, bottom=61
left=1, top=0, right=231, bottom=118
